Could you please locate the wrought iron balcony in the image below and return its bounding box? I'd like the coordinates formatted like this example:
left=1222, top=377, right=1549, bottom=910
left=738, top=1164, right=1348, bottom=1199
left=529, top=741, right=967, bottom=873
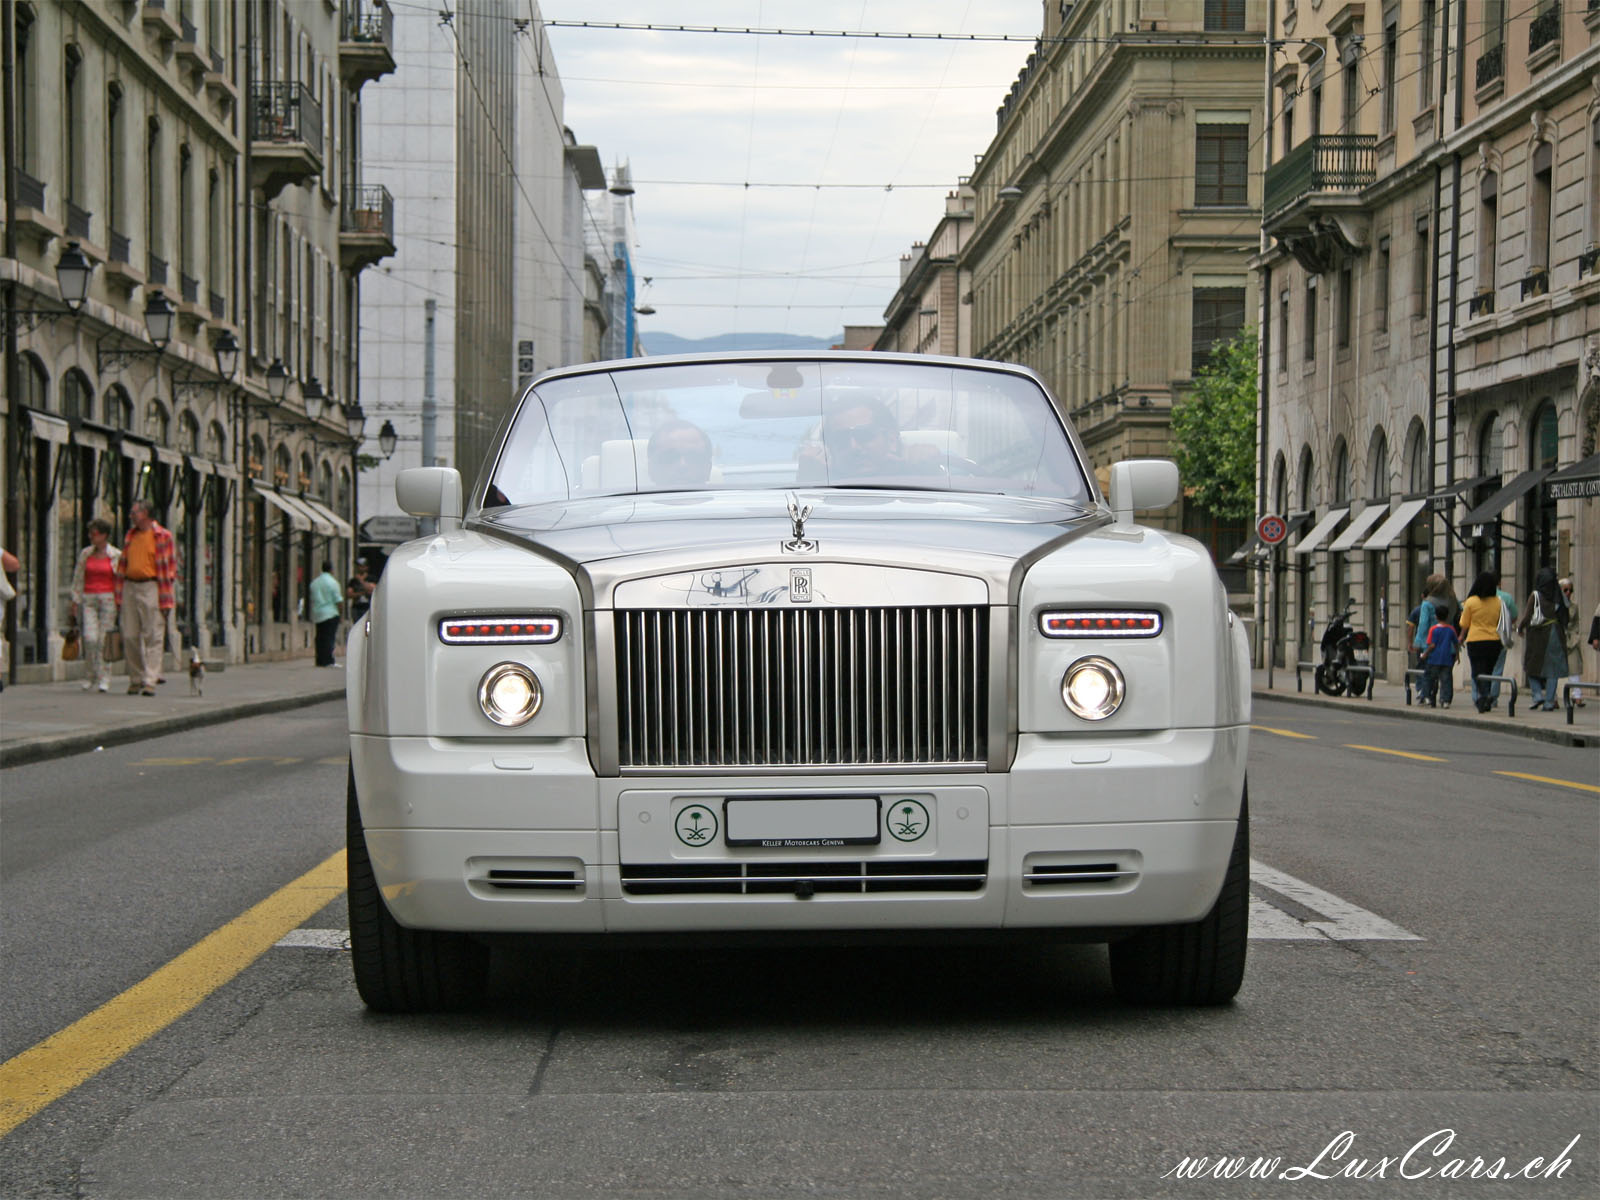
left=1520, top=268, right=1549, bottom=300
left=1529, top=2, right=1561, bottom=53
left=147, top=253, right=168, bottom=286
left=66, top=200, right=92, bottom=241
left=109, top=230, right=131, bottom=264
left=1580, top=245, right=1600, bottom=277
left=1468, top=289, right=1495, bottom=318
left=14, top=167, right=45, bottom=211
left=180, top=273, right=200, bottom=305
left=1475, top=43, right=1504, bottom=89
left=250, top=82, right=324, bottom=199
left=1264, top=136, right=1376, bottom=220
left=340, top=184, right=397, bottom=272
left=209, top=290, right=226, bottom=321
left=340, top=3, right=397, bottom=88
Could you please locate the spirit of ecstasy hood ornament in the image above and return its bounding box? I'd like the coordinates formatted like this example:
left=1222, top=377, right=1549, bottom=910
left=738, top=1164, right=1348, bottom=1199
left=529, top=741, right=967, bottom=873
left=784, top=493, right=817, bottom=554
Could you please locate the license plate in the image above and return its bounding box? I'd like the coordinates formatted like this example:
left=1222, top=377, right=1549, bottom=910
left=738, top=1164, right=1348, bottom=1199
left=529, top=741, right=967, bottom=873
left=724, top=796, right=881, bottom=848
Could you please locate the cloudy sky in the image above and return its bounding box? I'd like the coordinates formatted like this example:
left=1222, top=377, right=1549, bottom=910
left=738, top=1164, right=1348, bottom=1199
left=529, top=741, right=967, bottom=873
left=543, top=2, right=1044, bottom=343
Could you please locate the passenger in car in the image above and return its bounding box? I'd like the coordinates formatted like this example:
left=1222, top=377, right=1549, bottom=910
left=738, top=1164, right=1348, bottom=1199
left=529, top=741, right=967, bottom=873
left=646, top=419, right=715, bottom=488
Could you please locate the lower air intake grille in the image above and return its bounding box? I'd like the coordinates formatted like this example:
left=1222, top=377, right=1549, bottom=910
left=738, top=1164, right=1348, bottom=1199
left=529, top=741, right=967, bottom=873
left=615, top=605, right=989, bottom=768
left=621, top=859, right=987, bottom=896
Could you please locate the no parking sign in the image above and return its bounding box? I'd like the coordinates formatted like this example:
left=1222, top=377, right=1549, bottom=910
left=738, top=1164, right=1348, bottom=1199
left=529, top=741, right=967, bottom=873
left=1256, top=514, right=1288, bottom=546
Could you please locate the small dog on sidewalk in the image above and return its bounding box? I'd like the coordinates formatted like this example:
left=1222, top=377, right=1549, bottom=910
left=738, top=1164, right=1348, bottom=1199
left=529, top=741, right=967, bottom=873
left=188, top=647, right=206, bottom=695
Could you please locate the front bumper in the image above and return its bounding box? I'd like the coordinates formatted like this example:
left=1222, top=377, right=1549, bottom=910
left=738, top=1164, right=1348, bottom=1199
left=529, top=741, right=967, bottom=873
left=350, top=726, right=1246, bottom=935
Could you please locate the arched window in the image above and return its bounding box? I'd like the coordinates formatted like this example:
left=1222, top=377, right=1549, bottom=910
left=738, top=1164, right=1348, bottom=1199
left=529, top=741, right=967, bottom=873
left=19, top=351, right=48, bottom=409
left=1367, top=430, right=1389, bottom=498
left=62, top=368, right=93, bottom=421
left=1271, top=452, right=1287, bottom=515
left=63, top=44, right=83, bottom=207
left=298, top=451, right=314, bottom=493
left=207, top=421, right=227, bottom=461
left=317, top=460, right=333, bottom=502
left=273, top=445, right=291, bottom=488
left=1477, top=414, right=1503, bottom=479
left=1405, top=418, right=1428, bottom=493
left=145, top=399, right=170, bottom=443
left=248, top=434, right=266, bottom=479
left=337, top=466, right=352, bottom=518
left=1529, top=140, right=1553, bottom=275
left=1297, top=446, right=1315, bottom=510
left=103, top=384, right=134, bottom=429
left=178, top=410, right=200, bottom=454
left=1331, top=438, right=1350, bottom=504
left=106, top=82, right=123, bottom=234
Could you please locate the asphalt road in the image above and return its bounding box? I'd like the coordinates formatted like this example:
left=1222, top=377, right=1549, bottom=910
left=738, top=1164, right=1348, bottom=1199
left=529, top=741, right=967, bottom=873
left=1, top=698, right=1595, bottom=1198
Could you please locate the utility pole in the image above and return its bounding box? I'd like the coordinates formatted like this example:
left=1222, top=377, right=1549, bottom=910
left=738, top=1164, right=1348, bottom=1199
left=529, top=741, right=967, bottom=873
left=422, top=298, right=436, bottom=467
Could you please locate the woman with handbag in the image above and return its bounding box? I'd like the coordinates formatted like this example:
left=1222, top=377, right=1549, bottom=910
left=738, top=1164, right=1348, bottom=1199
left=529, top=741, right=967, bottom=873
left=69, top=519, right=121, bottom=693
left=1459, top=572, right=1506, bottom=714
left=1518, top=565, right=1570, bottom=711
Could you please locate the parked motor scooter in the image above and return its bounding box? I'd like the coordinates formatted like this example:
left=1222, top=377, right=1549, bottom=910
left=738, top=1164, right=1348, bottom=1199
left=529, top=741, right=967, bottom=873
left=1314, top=603, right=1372, bottom=697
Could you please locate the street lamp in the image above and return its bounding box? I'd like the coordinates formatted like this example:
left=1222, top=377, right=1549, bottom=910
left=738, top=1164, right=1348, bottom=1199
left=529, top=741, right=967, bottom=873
left=634, top=304, right=656, bottom=316
left=265, top=358, right=289, bottom=402
left=345, top=401, right=366, bottom=441
left=143, top=292, right=175, bottom=349
left=55, top=242, right=93, bottom=311
left=378, top=419, right=398, bottom=459
left=213, top=330, right=240, bottom=379
left=303, top=377, right=326, bottom=422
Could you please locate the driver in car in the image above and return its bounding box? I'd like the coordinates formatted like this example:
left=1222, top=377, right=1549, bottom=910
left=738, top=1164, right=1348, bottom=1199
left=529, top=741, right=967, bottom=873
left=646, top=419, right=714, bottom=488
left=798, top=397, right=944, bottom=482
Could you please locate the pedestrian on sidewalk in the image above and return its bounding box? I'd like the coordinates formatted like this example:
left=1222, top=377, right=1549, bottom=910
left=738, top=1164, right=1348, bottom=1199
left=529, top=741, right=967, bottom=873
left=310, top=561, right=343, bottom=667
left=1421, top=613, right=1461, bottom=708
left=0, top=543, right=17, bottom=693
left=1489, top=580, right=1519, bottom=710
left=346, top=559, right=374, bottom=623
left=116, top=500, right=178, bottom=697
left=1410, top=574, right=1454, bottom=669
left=1518, top=565, right=1569, bottom=711
left=69, top=519, right=121, bottom=693
left=1559, top=578, right=1584, bottom=707
left=1459, top=572, right=1505, bottom=714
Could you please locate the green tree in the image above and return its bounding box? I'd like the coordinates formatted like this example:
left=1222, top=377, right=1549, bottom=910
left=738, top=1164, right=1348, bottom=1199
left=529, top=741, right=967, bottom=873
left=1171, top=327, right=1258, bottom=522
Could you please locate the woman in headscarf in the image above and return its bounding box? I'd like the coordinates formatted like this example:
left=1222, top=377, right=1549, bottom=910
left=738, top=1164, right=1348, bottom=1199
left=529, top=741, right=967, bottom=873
left=1518, top=564, right=1569, bottom=710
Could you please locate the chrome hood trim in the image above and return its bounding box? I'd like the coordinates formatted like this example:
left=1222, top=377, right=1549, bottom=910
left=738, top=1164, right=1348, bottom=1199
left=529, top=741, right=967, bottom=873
left=470, top=489, right=1107, bottom=606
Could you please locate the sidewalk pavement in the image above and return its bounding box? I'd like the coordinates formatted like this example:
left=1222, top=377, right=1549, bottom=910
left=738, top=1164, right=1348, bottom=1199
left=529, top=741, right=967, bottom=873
left=2, top=655, right=1595, bottom=769
left=1251, top=665, right=1599, bottom=749
left=0, top=658, right=347, bottom=767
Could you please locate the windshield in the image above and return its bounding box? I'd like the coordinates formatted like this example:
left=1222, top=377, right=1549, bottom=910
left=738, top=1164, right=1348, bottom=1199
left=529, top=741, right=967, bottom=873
left=481, top=359, right=1091, bottom=509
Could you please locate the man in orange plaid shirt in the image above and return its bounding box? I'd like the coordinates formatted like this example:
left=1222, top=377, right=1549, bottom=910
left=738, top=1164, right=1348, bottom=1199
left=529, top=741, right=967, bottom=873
left=116, top=499, right=177, bottom=695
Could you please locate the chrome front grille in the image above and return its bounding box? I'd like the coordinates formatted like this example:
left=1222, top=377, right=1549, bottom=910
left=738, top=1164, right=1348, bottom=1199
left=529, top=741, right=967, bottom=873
left=621, top=859, right=988, bottom=896
left=614, top=606, right=989, bottom=769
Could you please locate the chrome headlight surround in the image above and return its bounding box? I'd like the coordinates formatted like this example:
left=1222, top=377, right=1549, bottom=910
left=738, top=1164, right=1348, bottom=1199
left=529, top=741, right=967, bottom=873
left=478, top=662, right=543, bottom=727
left=1061, top=656, right=1125, bottom=721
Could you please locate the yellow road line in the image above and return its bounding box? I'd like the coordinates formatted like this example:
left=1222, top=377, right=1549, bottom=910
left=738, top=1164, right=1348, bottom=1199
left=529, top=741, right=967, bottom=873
left=0, top=850, right=346, bottom=1139
left=1251, top=724, right=1317, bottom=739
left=1494, top=771, right=1600, bottom=795
left=1343, top=744, right=1447, bottom=762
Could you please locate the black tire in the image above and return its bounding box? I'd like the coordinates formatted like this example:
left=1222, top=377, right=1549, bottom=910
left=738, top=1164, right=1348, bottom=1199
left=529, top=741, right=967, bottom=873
left=1314, top=664, right=1347, bottom=696
left=347, top=765, right=488, bottom=1012
left=1109, top=787, right=1249, bottom=1006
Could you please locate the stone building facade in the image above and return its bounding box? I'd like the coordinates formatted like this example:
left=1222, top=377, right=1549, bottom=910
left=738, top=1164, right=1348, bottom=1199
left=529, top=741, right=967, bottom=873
left=2, top=0, right=396, bottom=679
left=961, top=0, right=1266, bottom=587
left=877, top=188, right=974, bottom=358
left=1258, top=0, right=1598, bottom=681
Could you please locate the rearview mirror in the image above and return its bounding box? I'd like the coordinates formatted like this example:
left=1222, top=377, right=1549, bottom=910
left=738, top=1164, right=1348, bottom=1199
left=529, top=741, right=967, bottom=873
left=1107, top=459, right=1179, bottom=522
left=395, top=467, right=464, bottom=531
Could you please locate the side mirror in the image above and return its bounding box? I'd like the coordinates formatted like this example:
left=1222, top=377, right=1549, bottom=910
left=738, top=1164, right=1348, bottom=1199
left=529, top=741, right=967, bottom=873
left=1107, top=459, right=1179, bottom=522
left=395, top=467, right=464, bottom=530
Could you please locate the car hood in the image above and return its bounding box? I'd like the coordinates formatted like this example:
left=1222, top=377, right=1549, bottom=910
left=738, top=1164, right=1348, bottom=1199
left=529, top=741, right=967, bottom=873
left=470, top=489, right=1108, bottom=603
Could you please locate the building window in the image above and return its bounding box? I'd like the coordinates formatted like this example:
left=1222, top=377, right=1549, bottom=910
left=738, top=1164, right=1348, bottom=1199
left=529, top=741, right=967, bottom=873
left=1419, top=0, right=1436, bottom=108
left=1529, top=140, right=1553, bottom=273
left=103, top=385, right=133, bottom=430
left=1304, top=277, right=1318, bottom=362
left=107, top=84, right=123, bottom=235
left=1191, top=286, right=1246, bottom=373
left=1479, top=170, right=1498, bottom=300
left=145, top=117, right=162, bottom=267
left=1375, top=238, right=1391, bottom=333
left=1204, top=0, right=1245, bottom=32
left=1309, top=83, right=1322, bottom=142
left=1381, top=21, right=1397, bottom=135
left=14, top=5, right=33, bottom=171
left=1413, top=219, right=1429, bottom=317
left=1343, top=56, right=1361, bottom=132
left=1195, top=124, right=1248, bottom=206
left=146, top=401, right=170, bottom=444
left=1336, top=266, right=1353, bottom=349
left=1281, top=91, right=1295, bottom=158
left=63, top=45, right=83, bottom=207
left=1278, top=289, right=1290, bottom=371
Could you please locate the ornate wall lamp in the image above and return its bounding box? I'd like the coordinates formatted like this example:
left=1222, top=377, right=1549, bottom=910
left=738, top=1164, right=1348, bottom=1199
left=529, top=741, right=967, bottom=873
left=96, top=291, right=176, bottom=375
left=3, top=242, right=94, bottom=333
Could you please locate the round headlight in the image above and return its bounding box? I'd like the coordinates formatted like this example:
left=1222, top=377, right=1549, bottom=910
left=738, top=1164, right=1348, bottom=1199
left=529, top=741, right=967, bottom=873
left=1061, top=656, right=1124, bottom=721
left=478, top=662, right=542, bottom=727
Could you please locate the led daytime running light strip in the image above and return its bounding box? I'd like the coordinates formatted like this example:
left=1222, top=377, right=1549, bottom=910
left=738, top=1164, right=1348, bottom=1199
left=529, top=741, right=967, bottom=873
left=1040, top=611, right=1162, bottom=638
left=439, top=616, right=562, bottom=645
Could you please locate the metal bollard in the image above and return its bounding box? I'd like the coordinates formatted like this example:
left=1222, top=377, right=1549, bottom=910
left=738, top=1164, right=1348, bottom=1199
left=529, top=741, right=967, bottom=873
left=1404, top=667, right=1426, bottom=705
left=1471, top=674, right=1519, bottom=717
left=1563, top=681, right=1598, bottom=725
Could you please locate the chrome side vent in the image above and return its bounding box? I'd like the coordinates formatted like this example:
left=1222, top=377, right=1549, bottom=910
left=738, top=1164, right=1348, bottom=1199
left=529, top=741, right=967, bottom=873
left=485, top=868, right=583, bottom=891
left=615, top=605, right=989, bottom=769
left=621, top=859, right=987, bottom=896
left=1023, top=860, right=1138, bottom=889
left=466, top=857, right=586, bottom=897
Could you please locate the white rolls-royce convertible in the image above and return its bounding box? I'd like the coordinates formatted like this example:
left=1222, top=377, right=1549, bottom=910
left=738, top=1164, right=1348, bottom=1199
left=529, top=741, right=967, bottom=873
left=346, top=353, right=1251, bottom=1011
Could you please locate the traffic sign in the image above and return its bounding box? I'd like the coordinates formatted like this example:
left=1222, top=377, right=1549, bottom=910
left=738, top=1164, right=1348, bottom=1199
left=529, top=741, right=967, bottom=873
left=1256, top=513, right=1288, bottom=545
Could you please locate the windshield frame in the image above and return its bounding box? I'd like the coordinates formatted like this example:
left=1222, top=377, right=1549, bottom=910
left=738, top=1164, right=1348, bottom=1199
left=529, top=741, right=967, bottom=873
left=471, top=352, right=1097, bottom=515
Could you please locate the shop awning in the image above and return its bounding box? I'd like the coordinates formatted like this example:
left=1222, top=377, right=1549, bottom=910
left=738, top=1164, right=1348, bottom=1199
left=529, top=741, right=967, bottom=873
left=1326, top=502, right=1390, bottom=551
left=296, top=495, right=353, bottom=539
left=252, top=483, right=310, bottom=531
left=276, top=491, right=335, bottom=535
left=1227, top=535, right=1263, bottom=564
left=1360, top=496, right=1430, bottom=550
left=1426, top=472, right=1496, bottom=511
left=1458, top=468, right=1552, bottom=528
left=1545, top=454, right=1600, bottom=501
left=26, top=410, right=71, bottom=444
left=186, top=455, right=219, bottom=477
left=1291, top=507, right=1348, bottom=554
left=153, top=446, right=185, bottom=469
left=72, top=426, right=111, bottom=453
left=118, top=436, right=154, bottom=466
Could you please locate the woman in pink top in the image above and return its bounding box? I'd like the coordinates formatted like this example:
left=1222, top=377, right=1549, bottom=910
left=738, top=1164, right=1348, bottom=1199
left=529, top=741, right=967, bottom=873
left=69, top=518, right=122, bottom=693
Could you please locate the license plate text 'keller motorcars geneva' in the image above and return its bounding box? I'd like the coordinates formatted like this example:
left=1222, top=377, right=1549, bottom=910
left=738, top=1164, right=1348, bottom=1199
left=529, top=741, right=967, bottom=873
left=346, top=353, right=1251, bottom=1010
